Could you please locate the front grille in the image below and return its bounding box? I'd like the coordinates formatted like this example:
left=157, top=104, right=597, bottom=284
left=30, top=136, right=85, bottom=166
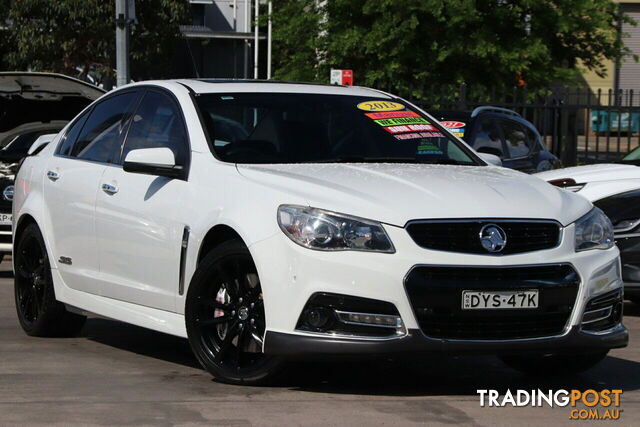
left=404, top=265, right=579, bottom=340
left=406, top=220, right=561, bottom=255
left=0, top=233, right=11, bottom=244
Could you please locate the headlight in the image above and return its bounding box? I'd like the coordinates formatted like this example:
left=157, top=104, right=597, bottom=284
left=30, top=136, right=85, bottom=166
left=574, top=208, right=615, bottom=252
left=277, top=205, right=395, bottom=253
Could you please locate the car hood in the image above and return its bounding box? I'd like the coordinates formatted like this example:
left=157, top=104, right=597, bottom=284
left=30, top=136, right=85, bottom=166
left=0, top=72, right=105, bottom=133
left=535, top=163, right=640, bottom=183
left=237, top=163, right=591, bottom=227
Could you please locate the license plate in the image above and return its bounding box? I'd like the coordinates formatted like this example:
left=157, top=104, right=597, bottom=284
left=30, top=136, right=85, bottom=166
left=0, top=213, right=11, bottom=225
left=462, top=290, right=538, bottom=310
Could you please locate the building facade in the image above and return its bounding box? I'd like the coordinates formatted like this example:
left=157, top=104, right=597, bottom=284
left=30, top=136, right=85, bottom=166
left=176, top=0, right=265, bottom=79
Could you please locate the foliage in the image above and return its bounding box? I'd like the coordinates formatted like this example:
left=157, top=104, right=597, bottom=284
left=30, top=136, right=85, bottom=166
left=271, top=0, right=327, bottom=82
left=272, top=0, right=634, bottom=92
left=2, top=0, right=189, bottom=82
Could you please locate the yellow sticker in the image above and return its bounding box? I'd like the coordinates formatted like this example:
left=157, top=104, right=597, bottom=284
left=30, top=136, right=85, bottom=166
left=357, top=100, right=405, bottom=112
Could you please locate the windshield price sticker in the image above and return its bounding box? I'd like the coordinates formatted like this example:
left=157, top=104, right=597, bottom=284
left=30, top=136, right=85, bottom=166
left=384, top=124, right=438, bottom=134
left=365, top=111, right=419, bottom=120
left=440, top=121, right=466, bottom=129
left=357, top=100, right=406, bottom=112
left=417, top=143, right=444, bottom=155
left=374, top=117, right=429, bottom=126
left=394, top=131, right=444, bottom=140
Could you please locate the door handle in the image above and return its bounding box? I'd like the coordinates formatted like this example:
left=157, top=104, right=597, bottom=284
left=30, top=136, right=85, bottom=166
left=46, top=170, right=60, bottom=181
left=101, top=183, right=119, bottom=195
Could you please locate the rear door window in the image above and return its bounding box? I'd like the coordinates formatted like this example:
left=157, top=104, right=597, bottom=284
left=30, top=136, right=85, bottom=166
left=57, top=111, right=90, bottom=157
left=67, top=91, right=140, bottom=163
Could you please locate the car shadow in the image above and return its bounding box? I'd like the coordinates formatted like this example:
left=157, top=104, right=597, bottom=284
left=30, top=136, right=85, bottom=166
left=284, top=355, right=640, bottom=396
left=81, top=317, right=201, bottom=370
left=80, top=316, right=640, bottom=396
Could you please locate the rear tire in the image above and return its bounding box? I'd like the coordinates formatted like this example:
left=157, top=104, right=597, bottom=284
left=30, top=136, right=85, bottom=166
left=500, top=351, right=608, bottom=376
left=185, top=240, right=285, bottom=385
left=14, top=223, right=86, bottom=337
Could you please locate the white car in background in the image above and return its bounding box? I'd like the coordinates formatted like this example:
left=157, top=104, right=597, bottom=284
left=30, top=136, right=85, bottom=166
left=13, top=80, right=628, bottom=385
left=0, top=72, right=104, bottom=261
left=537, top=147, right=640, bottom=304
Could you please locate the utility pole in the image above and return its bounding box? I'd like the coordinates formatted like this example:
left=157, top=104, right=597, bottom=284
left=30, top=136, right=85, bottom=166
left=253, top=0, right=259, bottom=79
left=244, top=0, right=250, bottom=78
left=267, top=1, right=272, bottom=79
left=115, top=0, right=131, bottom=87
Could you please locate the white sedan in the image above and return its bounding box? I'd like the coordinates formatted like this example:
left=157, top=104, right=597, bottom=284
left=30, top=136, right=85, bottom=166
left=13, top=80, right=627, bottom=384
left=537, top=149, right=640, bottom=304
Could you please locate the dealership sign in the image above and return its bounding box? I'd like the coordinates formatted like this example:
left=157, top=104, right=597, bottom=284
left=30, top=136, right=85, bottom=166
left=330, top=69, right=353, bottom=86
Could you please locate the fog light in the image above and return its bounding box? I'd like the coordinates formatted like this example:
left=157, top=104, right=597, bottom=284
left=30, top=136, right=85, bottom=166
left=335, top=310, right=403, bottom=329
left=303, top=307, right=333, bottom=330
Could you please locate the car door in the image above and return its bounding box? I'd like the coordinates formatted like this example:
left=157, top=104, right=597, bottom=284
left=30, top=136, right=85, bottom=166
left=95, top=89, right=190, bottom=311
left=496, top=118, right=536, bottom=172
left=44, top=90, right=140, bottom=295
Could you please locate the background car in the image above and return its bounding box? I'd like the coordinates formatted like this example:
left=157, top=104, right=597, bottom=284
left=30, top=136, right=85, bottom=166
left=0, top=72, right=104, bottom=261
left=433, top=106, right=561, bottom=173
left=537, top=157, right=640, bottom=304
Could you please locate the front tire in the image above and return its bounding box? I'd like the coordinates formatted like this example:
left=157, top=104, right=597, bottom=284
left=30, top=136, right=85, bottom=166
left=500, top=351, right=608, bottom=376
left=14, top=223, right=86, bottom=336
left=185, top=240, right=285, bottom=385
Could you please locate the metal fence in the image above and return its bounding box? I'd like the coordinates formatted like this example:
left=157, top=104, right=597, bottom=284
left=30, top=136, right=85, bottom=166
left=385, top=84, right=640, bottom=166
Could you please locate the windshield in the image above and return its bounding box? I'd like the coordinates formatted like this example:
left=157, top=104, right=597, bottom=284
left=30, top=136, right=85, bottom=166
left=195, top=93, right=481, bottom=165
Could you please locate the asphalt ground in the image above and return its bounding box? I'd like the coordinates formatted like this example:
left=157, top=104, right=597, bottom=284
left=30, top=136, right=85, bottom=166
left=1, top=258, right=639, bottom=426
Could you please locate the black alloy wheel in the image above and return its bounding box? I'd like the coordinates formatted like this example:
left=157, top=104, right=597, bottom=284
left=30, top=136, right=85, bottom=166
left=14, top=223, right=86, bottom=336
left=185, top=240, right=285, bottom=384
left=15, top=230, right=47, bottom=325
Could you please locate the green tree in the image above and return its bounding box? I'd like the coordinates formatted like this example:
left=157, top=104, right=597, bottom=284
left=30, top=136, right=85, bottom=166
left=2, top=0, right=189, bottom=82
left=0, top=0, right=13, bottom=70
left=271, top=0, right=327, bottom=81
left=273, top=0, right=634, bottom=91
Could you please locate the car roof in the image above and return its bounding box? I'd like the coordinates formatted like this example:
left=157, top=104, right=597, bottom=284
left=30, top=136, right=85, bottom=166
left=171, top=79, right=393, bottom=98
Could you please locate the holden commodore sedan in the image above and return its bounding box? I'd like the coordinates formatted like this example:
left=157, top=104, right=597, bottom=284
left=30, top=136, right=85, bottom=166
left=13, top=80, right=627, bottom=384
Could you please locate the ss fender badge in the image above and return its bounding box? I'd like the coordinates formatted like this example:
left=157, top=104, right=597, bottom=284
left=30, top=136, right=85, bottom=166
left=58, top=256, right=72, bottom=265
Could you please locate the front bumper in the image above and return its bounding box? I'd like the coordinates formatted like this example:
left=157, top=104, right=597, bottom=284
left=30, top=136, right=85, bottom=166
left=264, top=324, right=628, bottom=357
left=250, top=222, right=627, bottom=355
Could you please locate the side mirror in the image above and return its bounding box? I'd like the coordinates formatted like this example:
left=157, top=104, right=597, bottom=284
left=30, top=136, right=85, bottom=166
left=123, top=147, right=184, bottom=179
left=478, top=152, right=503, bottom=167
left=27, top=134, right=57, bottom=155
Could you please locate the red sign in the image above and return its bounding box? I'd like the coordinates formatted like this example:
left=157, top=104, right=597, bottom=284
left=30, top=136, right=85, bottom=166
left=440, top=121, right=466, bottom=129
left=330, top=69, right=354, bottom=86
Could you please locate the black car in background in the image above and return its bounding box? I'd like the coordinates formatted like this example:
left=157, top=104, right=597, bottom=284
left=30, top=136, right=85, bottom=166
left=433, top=106, right=561, bottom=173
left=0, top=72, right=104, bottom=261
